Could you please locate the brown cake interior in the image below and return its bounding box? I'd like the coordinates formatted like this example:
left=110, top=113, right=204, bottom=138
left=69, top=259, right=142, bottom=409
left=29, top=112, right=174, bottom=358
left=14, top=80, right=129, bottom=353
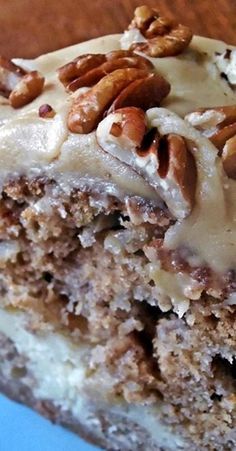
left=0, top=175, right=235, bottom=450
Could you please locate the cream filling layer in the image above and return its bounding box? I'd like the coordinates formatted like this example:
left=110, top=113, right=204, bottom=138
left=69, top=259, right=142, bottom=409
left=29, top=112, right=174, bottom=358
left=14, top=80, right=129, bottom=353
left=0, top=308, right=185, bottom=449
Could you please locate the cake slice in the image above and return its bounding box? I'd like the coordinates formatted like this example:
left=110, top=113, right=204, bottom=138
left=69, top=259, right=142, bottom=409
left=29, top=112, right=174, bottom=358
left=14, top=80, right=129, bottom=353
left=0, top=5, right=236, bottom=450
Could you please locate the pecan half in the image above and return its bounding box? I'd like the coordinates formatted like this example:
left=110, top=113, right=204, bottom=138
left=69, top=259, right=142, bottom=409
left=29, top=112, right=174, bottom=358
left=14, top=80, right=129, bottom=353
left=124, top=5, right=193, bottom=57
left=67, top=56, right=153, bottom=92
left=210, top=122, right=236, bottom=151
left=0, top=56, right=26, bottom=97
left=58, top=54, right=107, bottom=88
left=222, top=135, right=236, bottom=179
left=0, top=56, right=45, bottom=108
left=96, top=107, right=196, bottom=219
left=9, top=71, right=45, bottom=109
left=108, top=73, right=170, bottom=112
left=68, top=68, right=151, bottom=134
left=58, top=50, right=153, bottom=91
left=65, top=50, right=170, bottom=134
left=185, top=105, right=236, bottom=179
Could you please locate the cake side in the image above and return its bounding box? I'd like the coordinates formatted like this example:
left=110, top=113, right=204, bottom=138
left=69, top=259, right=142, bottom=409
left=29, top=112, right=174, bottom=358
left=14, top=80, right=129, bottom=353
left=0, top=5, right=236, bottom=451
left=0, top=173, right=235, bottom=450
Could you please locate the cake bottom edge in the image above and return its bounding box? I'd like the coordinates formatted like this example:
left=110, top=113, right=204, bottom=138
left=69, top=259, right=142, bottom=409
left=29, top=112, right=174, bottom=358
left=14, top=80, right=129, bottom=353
left=0, top=349, right=164, bottom=451
left=0, top=317, right=187, bottom=451
left=0, top=311, right=187, bottom=451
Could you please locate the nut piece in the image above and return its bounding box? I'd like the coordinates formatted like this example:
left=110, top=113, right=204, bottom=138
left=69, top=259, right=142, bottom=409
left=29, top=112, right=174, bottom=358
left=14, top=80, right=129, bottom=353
left=67, top=56, right=153, bottom=92
left=9, top=71, right=45, bottom=109
left=125, top=5, right=193, bottom=57
left=68, top=68, right=149, bottom=134
left=107, top=107, right=147, bottom=148
left=0, top=56, right=45, bottom=108
left=222, top=135, right=236, bottom=179
left=58, top=50, right=153, bottom=91
left=108, top=73, right=170, bottom=112
left=96, top=107, right=196, bottom=219
left=160, top=134, right=197, bottom=216
left=39, top=104, right=55, bottom=118
left=65, top=48, right=170, bottom=134
left=0, top=56, right=26, bottom=97
left=186, top=105, right=236, bottom=179
left=210, top=122, right=236, bottom=151
left=58, top=54, right=107, bottom=88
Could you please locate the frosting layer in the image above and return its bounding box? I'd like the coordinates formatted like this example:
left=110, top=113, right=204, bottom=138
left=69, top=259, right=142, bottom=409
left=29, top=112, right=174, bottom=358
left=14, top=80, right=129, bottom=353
left=0, top=34, right=235, bottom=182
left=0, top=33, right=236, bottom=273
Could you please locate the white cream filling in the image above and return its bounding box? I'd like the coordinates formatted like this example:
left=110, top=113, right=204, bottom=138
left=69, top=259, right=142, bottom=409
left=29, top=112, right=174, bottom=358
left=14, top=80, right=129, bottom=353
left=0, top=308, right=185, bottom=449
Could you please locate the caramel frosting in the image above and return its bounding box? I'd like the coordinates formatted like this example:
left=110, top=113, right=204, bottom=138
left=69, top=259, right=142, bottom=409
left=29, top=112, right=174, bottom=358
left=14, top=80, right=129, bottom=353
left=147, top=108, right=236, bottom=274
left=0, top=33, right=236, bottom=273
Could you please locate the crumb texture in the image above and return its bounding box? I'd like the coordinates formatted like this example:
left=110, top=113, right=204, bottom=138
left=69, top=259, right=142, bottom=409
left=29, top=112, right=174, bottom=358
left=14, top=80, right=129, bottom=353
left=0, top=176, right=236, bottom=450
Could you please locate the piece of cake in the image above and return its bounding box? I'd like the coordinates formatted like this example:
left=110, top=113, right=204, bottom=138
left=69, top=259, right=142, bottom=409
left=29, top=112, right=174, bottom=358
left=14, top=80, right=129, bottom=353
left=0, top=5, right=236, bottom=450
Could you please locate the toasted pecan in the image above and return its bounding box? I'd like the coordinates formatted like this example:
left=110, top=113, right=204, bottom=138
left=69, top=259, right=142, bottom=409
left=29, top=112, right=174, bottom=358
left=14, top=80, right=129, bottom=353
left=210, top=122, right=236, bottom=151
left=222, top=135, right=236, bottom=179
left=58, top=51, right=153, bottom=92
left=58, top=51, right=138, bottom=88
left=64, top=46, right=170, bottom=134
left=0, top=56, right=26, bottom=98
left=163, top=134, right=197, bottom=213
left=108, top=73, right=170, bottom=112
left=0, top=56, right=44, bottom=108
left=58, top=54, right=106, bottom=87
left=97, top=107, right=196, bottom=218
left=9, top=71, right=45, bottom=109
left=67, top=56, right=153, bottom=92
left=126, top=5, right=193, bottom=57
left=109, top=107, right=147, bottom=147
left=186, top=105, right=236, bottom=179
left=67, top=68, right=149, bottom=134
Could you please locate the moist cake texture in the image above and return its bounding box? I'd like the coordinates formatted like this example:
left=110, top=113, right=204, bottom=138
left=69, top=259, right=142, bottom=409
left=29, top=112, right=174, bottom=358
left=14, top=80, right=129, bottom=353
left=0, top=5, right=236, bottom=450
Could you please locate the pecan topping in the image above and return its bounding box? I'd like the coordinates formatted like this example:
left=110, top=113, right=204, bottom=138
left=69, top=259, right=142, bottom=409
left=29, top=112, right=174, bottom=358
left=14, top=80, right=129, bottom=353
left=68, top=68, right=149, bottom=134
left=0, top=57, right=45, bottom=108
left=67, top=60, right=170, bottom=134
left=9, top=71, right=45, bottom=109
left=96, top=107, right=197, bottom=219
left=211, top=122, right=236, bottom=151
left=185, top=105, right=236, bottom=179
left=58, top=54, right=106, bottom=89
left=108, top=73, right=170, bottom=113
left=58, top=50, right=153, bottom=92
left=222, top=135, right=236, bottom=180
left=62, top=49, right=170, bottom=134
left=124, top=5, right=193, bottom=57
left=0, top=56, right=26, bottom=97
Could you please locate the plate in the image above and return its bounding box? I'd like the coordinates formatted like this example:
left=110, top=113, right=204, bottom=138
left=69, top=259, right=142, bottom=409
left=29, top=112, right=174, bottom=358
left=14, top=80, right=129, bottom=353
left=0, top=394, right=100, bottom=451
